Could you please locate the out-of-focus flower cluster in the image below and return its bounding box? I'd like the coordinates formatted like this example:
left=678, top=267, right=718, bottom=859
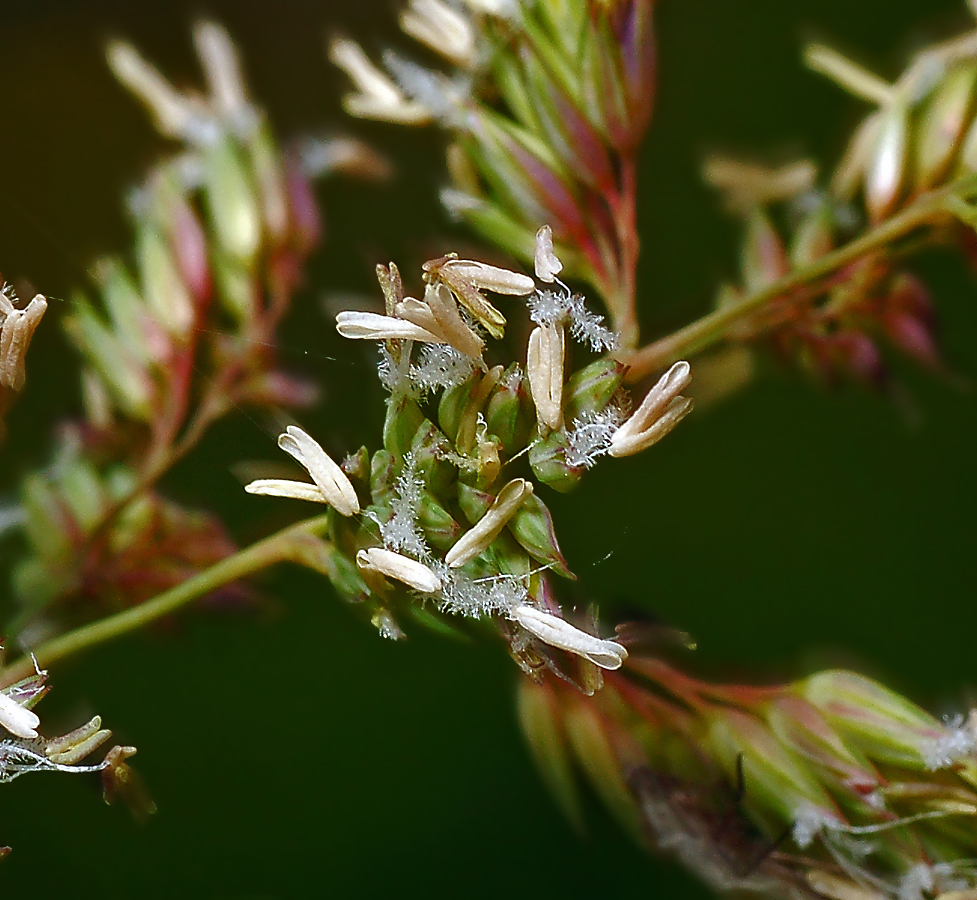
left=247, top=227, right=690, bottom=686
left=701, top=11, right=977, bottom=390
left=330, top=0, right=656, bottom=347
left=6, top=23, right=383, bottom=646
left=522, top=649, right=977, bottom=900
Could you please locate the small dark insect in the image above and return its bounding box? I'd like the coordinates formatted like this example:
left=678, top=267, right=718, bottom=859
left=627, top=762, right=820, bottom=900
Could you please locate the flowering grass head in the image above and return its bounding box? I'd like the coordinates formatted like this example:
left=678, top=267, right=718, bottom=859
left=247, top=228, right=691, bottom=688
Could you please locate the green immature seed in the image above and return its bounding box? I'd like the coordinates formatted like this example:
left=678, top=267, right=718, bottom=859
left=21, top=473, right=74, bottom=564
left=370, top=449, right=397, bottom=506
left=790, top=204, right=835, bottom=267
left=563, top=357, right=627, bottom=424
left=915, top=62, right=977, bottom=190
left=203, top=137, right=262, bottom=265
left=486, top=365, right=534, bottom=453
left=212, top=255, right=256, bottom=322
left=136, top=222, right=195, bottom=339
left=529, top=429, right=584, bottom=492
left=383, top=394, right=425, bottom=460
left=95, top=260, right=152, bottom=359
left=706, top=709, right=836, bottom=839
left=326, top=545, right=372, bottom=604
left=417, top=491, right=462, bottom=550
left=408, top=419, right=454, bottom=497
left=800, top=670, right=944, bottom=771
left=457, top=482, right=493, bottom=526
left=247, top=120, right=289, bottom=244
left=64, top=303, right=154, bottom=421
left=507, top=493, right=574, bottom=579
left=865, top=100, right=909, bottom=223
left=438, top=371, right=479, bottom=444
left=58, top=458, right=109, bottom=536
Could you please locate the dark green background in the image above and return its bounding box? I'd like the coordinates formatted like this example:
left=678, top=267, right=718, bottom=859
left=0, top=0, right=975, bottom=896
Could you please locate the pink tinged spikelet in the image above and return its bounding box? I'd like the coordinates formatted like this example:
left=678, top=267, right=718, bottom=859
left=520, top=47, right=616, bottom=192
left=615, top=0, right=657, bottom=142
left=167, top=190, right=211, bottom=302
left=467, top=111, right=589, bottom=243
left=284, top=154, right=323, bottom=253
left=741, top=209, right=788, bottom=292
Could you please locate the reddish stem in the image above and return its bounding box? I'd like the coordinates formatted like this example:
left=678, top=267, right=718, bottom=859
left=605, top=154, right=640, bottom=349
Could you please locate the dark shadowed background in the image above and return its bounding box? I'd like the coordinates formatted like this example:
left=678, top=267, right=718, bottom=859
left=0, top=0, right=974, bottom=896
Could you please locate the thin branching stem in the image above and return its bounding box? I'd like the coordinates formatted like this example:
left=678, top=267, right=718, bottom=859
left=622, top=177, right=977, bottom=382
left=0, top=514, right=333, bottom=687
left=607, top=155, right=641, bottom=350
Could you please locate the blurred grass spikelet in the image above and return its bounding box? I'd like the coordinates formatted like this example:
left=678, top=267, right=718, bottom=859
left=520, top=652, right=977, bottom=900
left=330, top=0, right=657, bottom=348
left=7, top=21, right=383, bottom=644
left=662, top=6, right=977, bottom=392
